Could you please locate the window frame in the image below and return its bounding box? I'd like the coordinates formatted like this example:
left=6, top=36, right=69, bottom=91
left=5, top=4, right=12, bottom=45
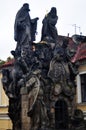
left=76, top=71, right=86, bottom=103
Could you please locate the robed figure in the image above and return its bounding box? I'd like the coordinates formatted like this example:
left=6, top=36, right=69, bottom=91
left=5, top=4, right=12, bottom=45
left=41, top=7, right=58, bottom=43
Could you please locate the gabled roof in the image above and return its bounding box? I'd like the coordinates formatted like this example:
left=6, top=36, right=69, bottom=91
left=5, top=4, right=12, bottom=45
left=0, top=59, right=14, bottom=68
left=71, top=42, right=86, bottom=62
left=68, top=35, right=86, bottom=62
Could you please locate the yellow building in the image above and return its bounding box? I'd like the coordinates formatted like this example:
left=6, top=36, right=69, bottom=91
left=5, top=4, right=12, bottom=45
left=76, top=64, right=86, bottom=120
left=0, top=67, right=12, bottom=129
left=70, top=35, right=86, bottom=120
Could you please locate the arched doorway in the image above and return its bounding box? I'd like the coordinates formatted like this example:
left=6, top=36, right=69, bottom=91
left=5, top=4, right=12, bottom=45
left=55, top=99, right=69, bottom=129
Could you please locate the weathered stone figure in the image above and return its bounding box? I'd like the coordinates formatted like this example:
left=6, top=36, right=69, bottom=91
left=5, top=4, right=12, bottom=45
left=14, top=3, right=39, bottom=43
left=21, top=69, right=49, bottom=130
left=41, top=7, right=58, bottom=43
left=14, top=3, right=39, bottom=56
left=1, top=3, right=86, bottom=130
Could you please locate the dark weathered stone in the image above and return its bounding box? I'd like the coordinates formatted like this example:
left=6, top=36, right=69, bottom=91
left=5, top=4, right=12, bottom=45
left=21, top=95, right=31, bottom=130
left=41, top=7, right=58, bottom=43
left=1, top=3, right=86, bottom=130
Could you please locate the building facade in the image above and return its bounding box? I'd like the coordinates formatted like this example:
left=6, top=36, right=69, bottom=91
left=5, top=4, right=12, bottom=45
left=69, top=35, right=86, bottom=120
left=0, top=71, right=12, bottom=130
left=0, top=60, right=14, bottom=130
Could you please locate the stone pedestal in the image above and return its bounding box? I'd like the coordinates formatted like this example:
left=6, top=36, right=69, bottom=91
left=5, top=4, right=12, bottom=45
left=21, top=87, right=31, bottom=130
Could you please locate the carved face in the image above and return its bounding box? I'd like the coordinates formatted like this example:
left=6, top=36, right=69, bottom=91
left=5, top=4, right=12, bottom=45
left=23, top=3, right=30, bottom=11
left=50, top=7, right=57, bottom=18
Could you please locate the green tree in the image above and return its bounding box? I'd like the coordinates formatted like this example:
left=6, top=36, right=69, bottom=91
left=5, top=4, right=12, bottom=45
left=6, top=56, right=13, bottom=62
left=0, top=59, right=5, bottom=67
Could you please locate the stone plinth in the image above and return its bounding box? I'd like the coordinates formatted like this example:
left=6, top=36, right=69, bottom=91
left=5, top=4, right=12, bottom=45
left=21, top=87, right=31, bottom=130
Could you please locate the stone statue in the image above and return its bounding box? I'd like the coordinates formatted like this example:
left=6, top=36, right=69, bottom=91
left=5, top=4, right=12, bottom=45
left=2, top=68, right=22, bottom=130
left=41, top=7, right=58, bottom=43
left=22, top=69, right=49, bottom=130
left=14, top=3, right=39, bottom=57
left=71, top=109, right=85, bottom=130
left=1, top=4, right=86, bottom=130
left=14, top=3, right=39, bottom=43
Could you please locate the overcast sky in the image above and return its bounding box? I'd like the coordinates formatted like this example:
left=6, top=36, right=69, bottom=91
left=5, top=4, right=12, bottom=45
left=0, top=0, right=86, bottom=60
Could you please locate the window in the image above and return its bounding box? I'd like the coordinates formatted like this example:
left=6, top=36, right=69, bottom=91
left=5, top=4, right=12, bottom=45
left=77, top=72, right=86, bottom=103
left=80, top=74, right=86, bottom=102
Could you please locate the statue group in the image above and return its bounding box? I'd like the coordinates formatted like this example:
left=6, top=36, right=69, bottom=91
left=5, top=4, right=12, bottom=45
left=1, top=3, right=85, bottom=130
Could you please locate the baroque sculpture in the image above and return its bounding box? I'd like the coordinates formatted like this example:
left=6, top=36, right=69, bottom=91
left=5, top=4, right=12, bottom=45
left=41, top=7, right=58, bottom=43
left=1, top=3, right=85, bottom=130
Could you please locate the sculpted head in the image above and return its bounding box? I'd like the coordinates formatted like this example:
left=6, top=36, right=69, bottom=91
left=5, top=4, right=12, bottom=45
left=50, top=7, right=57, bottom=17
left=23, top=3, right=30, bottom=11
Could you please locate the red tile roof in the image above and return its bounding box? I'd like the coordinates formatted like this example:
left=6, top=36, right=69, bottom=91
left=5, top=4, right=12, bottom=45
left=71, top=43, right=86, bottom=62
left=0, top=59, right=14, bottom=68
